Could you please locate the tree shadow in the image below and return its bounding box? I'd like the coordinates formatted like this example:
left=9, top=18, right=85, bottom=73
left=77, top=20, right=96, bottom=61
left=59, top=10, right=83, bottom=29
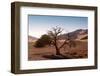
left=65, top=52, right=86, bottom=59
left=42, top=54, right=71, bottom=59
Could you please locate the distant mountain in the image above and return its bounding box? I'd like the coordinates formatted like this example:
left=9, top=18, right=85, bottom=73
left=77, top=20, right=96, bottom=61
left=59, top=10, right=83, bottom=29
left=80, top=35, right=88, bottom=40
left=59, top=29, right=88, bottom=40
left=28, top=36, right=38, bottom=42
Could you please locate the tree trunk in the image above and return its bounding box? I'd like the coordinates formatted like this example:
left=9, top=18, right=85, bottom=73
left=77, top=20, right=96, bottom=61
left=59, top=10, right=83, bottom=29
left=55, top=46, right=61, bottom=55
left=53, top=37, right=61, bottom=55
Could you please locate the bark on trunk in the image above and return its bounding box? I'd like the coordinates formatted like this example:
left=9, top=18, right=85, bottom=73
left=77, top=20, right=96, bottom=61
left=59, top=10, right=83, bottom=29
left=55, top=46, right=61, bottom=55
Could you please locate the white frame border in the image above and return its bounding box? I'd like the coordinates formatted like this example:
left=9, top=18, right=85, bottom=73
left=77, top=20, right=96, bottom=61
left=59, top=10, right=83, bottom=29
left=20, top=6, right=95, bottom=70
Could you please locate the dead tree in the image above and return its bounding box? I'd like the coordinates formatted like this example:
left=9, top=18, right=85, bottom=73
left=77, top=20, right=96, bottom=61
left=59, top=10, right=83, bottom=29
left=48, top=26, right=66, bottom=55
left=48, top=26, right=76, bottom=55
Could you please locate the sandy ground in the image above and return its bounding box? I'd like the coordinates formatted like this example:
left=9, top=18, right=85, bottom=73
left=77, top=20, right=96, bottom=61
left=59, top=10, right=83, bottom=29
left=28, top=40, right=88, bottom=61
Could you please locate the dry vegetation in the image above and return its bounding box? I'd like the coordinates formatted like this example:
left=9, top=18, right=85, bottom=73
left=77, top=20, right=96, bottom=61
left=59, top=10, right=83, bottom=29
left=28, top=40, right=88, bottom=61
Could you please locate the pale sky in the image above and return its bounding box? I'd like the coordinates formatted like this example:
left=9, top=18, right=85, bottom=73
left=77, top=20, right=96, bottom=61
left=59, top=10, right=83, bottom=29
left=28, top=15, right=88, bottom=38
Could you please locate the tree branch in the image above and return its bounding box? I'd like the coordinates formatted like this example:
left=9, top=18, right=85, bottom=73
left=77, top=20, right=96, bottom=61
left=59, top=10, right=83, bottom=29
left=59, top=39, right=67, bottom=50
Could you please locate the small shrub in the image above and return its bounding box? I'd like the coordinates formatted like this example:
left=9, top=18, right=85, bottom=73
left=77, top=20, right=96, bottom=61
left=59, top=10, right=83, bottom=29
left=34, top=39, right=45, bottom=47
left=34, top=34, right=51, bottom=48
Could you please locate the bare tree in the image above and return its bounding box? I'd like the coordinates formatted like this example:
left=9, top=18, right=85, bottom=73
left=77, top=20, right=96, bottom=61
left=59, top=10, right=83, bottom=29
left=48, top=26, right=76, bottom=55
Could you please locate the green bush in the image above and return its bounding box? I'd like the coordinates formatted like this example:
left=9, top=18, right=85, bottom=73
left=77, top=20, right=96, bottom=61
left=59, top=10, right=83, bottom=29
left=34, top=34, right=51, bottom=48
left=34, top=39, right=45, bottom=47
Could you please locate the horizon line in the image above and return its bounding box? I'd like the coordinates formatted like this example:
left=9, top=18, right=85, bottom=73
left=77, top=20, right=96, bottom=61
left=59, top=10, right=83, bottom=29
left=29, top=28, right=88, bottom=38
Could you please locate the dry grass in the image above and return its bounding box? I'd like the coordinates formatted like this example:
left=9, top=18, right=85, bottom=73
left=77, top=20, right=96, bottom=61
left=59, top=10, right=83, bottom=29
left=28, top=40, right=88, bottom=61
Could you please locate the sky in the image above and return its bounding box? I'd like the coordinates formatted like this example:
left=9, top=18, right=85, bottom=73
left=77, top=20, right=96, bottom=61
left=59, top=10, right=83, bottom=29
left=28, top=15, right=88, bottom=38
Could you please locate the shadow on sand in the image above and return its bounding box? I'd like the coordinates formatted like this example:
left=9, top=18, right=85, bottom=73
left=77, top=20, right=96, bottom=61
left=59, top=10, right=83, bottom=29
left=42, top=54, right=71, bottom=59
